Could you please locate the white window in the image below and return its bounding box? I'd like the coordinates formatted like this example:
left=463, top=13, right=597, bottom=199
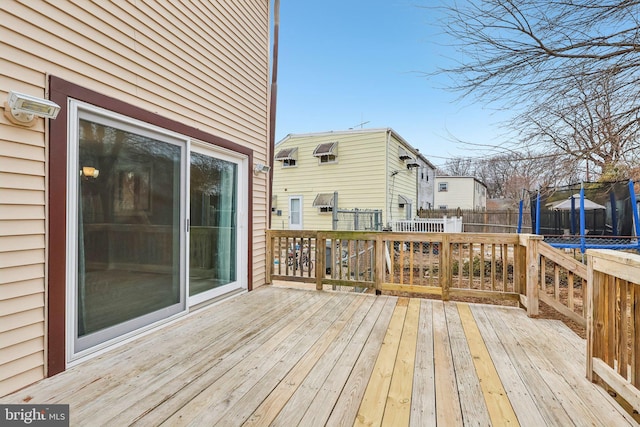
left=439, top=182, right=448, bottom=192
left=319, top=154, right=336, bottom=164
left=313, top=142, right=338, bottom=164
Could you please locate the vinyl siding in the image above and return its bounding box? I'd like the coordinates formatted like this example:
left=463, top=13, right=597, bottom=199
left=0, top=87, right=46, bottom=397
left=387, top=134, right=419, bottom=224
left=434, top=177, right=486, bottom=210
left=272, top=131, right=388, bottom=230
left=271, top=129, right=423, bottom=230
left=0, top=0, right=269, bottom=396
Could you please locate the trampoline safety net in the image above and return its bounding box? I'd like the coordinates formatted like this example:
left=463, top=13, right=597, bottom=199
left=529, top=181, right=639, bottom=250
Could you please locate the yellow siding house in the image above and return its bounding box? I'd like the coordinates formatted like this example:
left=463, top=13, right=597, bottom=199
left=0, top=1, right=271, bottom=396
left=271, top=128, right=434, bottom=230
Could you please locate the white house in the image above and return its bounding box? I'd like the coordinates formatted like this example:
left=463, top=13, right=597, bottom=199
left=434, top=176, right=487, bottom=211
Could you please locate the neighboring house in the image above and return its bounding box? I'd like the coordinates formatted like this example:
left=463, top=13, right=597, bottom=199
left=434, top=176, right=487, bottom=211
left=416, top=151, right=436, bottom=210
left=0, top=1, right=270, bottom=396
left=271, top=128, right=435, bottom=230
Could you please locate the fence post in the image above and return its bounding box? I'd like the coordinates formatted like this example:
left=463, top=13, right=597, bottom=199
left=441, top=233, right=451, bottom=301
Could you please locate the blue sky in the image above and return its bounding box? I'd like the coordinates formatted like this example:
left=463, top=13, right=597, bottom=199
left=274, top=0, right=512, bottom=168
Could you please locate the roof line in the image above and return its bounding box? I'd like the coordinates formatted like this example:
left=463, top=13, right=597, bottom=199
left=276, top=127, right=437, bottom=169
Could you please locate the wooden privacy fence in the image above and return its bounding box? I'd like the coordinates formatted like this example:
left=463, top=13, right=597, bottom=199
left=587, top=249, right=640, bottom=414
left=266, top=230, right=542, bottom=316
left=417, top=208, right=532, bottom=233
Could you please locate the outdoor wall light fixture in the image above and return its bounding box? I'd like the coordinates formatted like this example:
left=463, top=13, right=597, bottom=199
left=80, top=166, right=100, bottom=178
left=4, top=90, right=61, bottom=127
left=254, top=163, right=271, bottom=174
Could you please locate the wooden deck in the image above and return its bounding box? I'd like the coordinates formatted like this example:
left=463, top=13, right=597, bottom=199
left=1, top=286, right=636, bottom=426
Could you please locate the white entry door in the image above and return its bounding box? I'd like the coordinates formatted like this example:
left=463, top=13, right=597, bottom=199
left=289, top=196, right=302, bottom=230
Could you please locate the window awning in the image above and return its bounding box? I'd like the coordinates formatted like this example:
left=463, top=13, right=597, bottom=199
left=313, top=142, right=338, bottom=157
left=313, top=192, right=335, bottom=208
left=398, top=147, right=412, bottom=160
left=398, top=194, right=412, bottom=205
left=274, top=147, right=298, bottom=161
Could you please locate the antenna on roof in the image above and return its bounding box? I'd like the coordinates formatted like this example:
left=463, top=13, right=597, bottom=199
left=349, top=120, right=370, bottom=130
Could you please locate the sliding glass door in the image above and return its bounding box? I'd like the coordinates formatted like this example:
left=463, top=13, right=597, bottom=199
left=72, top=109, right=186, bottom=355
left=68, top=102, right=246, bottom=361
left=189, top=145, right=242, bottom=304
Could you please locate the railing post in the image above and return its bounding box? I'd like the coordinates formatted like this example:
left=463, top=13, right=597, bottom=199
left=316, top=232, right=325, bottom=291
left=525, top=234, right=542, bottom=317
left=586, top=250, right=595, bottom=381
left=265, top=230, right=273, bottom=284
left=441, top=233, right=451, bottom=301
left=518, top=234, right=542, bottom=317
left=375, top=234, right=384, bottom=295
left=516, top=240, right=526, bottom=301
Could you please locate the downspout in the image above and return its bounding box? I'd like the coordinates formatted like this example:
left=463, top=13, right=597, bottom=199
left=386, top=129, right=392, bottom=229
left=267, top=0, right=280, bottom=229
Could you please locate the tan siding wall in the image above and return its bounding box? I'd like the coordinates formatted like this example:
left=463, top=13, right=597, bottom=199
left=0, top=74, right=46, bottom=395
left=271, top=131, right=389, bottom=230
left=0, top=0, right=269, bottom=395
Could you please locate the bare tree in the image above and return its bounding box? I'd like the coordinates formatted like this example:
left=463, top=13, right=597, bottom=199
left=440, top=149, right=581, bottom=201
left=438, top=157, right=474, bottom=176
left=513, top=72, right=640, bottom=178
left=435, top=0, right=640, bottom=179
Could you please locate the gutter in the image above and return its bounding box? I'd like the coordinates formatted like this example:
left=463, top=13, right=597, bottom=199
left=267, top=0, right=280, bottom=229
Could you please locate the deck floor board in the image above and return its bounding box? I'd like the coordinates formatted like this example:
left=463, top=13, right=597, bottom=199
left=1, top=286, right=636, bottom=426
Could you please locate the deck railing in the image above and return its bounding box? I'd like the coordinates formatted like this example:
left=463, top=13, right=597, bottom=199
left=267, top=229, right=640, bottom=415
left=586, top=249, right=640, bottom=413
left=266, top=230, right=542, bottom=316
left=538, top=241, right=588, bottom=327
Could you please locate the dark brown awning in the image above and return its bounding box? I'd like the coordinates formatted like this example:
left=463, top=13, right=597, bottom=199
left=274, top=147, right=298, bottom=161
left=313, top=142, right=338, bottom=157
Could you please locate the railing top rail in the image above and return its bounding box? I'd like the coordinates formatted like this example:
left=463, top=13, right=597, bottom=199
left=538, top=241, right=587, bottom=280
left=587, top=249, right=640, bottom=283
left=267, top=230, right=527, bottom=248
left=266, top=230, right=320, bottom=238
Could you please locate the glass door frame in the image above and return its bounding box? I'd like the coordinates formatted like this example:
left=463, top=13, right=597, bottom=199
left=187, top=141, right=248, bottom=306
left=65, top=101, right=249, bottom=364
left=289, top=196, right=303, bottom=230
left=66, top=101, right=189, bottom=362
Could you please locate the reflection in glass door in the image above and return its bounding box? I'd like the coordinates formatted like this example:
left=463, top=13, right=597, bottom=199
left=74, top=115, right=185, bottom=354
left=69, top=102, right=246, bottom=360
left=189, top=148, right=239, bottom=303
